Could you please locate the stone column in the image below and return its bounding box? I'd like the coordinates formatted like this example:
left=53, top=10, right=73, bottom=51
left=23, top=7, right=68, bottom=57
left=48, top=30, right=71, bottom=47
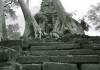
left=0, top=0, right=8, bottom=41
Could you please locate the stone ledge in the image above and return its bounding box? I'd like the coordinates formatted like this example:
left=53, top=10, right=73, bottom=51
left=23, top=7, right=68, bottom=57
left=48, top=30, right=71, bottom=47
left=30, top=49, right=99, bottom=56
left=81, top=44, right=100, bottom=50
left=16, top=56, right=49, bottom=64
left=49, top=55, right=99, bottom=63
left=30, top=44, right=80, bottom=50
left=16, top=55, right=99, bottom=64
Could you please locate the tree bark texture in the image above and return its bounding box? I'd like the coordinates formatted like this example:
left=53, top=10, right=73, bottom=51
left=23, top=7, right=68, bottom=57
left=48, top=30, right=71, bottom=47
left=18, top=0, right=41, bottom=39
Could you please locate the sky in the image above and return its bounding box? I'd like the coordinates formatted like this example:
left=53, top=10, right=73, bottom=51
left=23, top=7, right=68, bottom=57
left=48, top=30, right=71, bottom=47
left=6, top=0, right=100, bottom=36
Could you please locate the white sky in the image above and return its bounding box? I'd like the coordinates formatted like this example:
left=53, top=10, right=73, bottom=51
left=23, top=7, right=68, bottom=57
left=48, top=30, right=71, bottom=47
left=6, top=0, right=100, bottom=36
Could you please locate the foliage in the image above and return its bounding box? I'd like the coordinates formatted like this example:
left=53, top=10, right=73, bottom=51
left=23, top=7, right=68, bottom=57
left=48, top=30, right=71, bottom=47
left=86, top=3, right=100, bottom=30
left=4, top=0, right=19, bottom=20
left=7, top=23, right=21, bottom=40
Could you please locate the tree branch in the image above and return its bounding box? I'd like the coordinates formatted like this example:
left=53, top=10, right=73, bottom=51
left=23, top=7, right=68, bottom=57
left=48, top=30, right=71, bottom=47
left=4, top=0, right=13, bottom=7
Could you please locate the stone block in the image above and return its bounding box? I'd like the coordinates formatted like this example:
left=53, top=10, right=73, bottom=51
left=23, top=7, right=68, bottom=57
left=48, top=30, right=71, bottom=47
left=16, top=56, right=49, bottom=64
left=43, top=62, right=78, bottom=70
left=22, top=64, right=41, bottom=70
left=81, top=44, right=100, bottom=50
left=0, top=49, right=9, bottom=62
left=30, top=49, right=97, bottom=56
left=31, top=44, right=80, bottom=50
left=15, top=63, right=21, bottom=70
left=49, top=55, right=99, bottom=63
left=28, top=42, right=65, bottom=46
left=81, top=64, right=100, bottom=70
left=0, top=62, right=21, bottom=70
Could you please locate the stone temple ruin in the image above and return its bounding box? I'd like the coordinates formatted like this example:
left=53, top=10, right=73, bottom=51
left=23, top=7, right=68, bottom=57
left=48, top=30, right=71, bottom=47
left=35, top=0, right=84, bottom=36
left=0, top=0, right=100, bottom=70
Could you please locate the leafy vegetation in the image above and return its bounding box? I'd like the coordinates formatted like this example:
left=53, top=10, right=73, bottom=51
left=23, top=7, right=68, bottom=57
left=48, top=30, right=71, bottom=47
left=7, top=24, right=21, bottom=40
left=86, top=3, right=100, bottom=31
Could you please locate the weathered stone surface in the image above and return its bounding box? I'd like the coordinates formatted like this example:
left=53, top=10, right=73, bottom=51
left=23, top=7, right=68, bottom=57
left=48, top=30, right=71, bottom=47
left=0, top=62, right=20, bottom=70
left=0, top=47, right=19, bottom=62
left=15, top=64, right=21, bottom=70
left=43, top=62, right=78, bottom=70
left=29, top=42, right=66, bottom=46
left=0, top=40, right=22, bottom=46
left=30, top=49, right=97, bottom=56
left=0, top=65, right=11, bottom=70
left=49, top=55, right=99, bottom=63
left=0, top=49, right=9, bottom=62
left=81, top=44, right=100, bottom=49
left=0, top=48, right=19, bottom=61
left=0, top=62, right=11, bottom=70
left=16, top=55, right=99, bottom=64
left=22, top=64, right=41, bottom=70
left=30, top=44, right=80, bottom=50
left=0, top=40, right=22, bottom=51
left=95, top=50, right=100, bottom=55
left=81, top=64, right=100, bottom=70
left=16, top=56, right=49, bottom=64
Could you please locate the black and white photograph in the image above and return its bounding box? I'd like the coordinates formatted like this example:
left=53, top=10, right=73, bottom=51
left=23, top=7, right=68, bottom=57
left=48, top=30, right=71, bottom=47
left=0, top=0, right=100, bottom=70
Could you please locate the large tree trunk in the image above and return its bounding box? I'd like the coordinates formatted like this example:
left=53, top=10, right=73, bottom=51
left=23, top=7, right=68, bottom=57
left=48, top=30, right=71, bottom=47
left=0, top=0, right=8, bottom=41
left=26, top=0, right=29, bottom=7
left=18, top=0, right=41, bottom=39
left=52, top=0, right=84, bottom=35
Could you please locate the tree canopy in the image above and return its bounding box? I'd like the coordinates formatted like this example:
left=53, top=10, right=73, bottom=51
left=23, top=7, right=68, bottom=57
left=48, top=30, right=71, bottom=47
left=86, top=3, right=100, bottom=31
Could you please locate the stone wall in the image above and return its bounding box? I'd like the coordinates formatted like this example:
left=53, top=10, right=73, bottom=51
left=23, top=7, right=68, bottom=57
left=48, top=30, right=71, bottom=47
left=0, top=37, right=100, bottom=70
